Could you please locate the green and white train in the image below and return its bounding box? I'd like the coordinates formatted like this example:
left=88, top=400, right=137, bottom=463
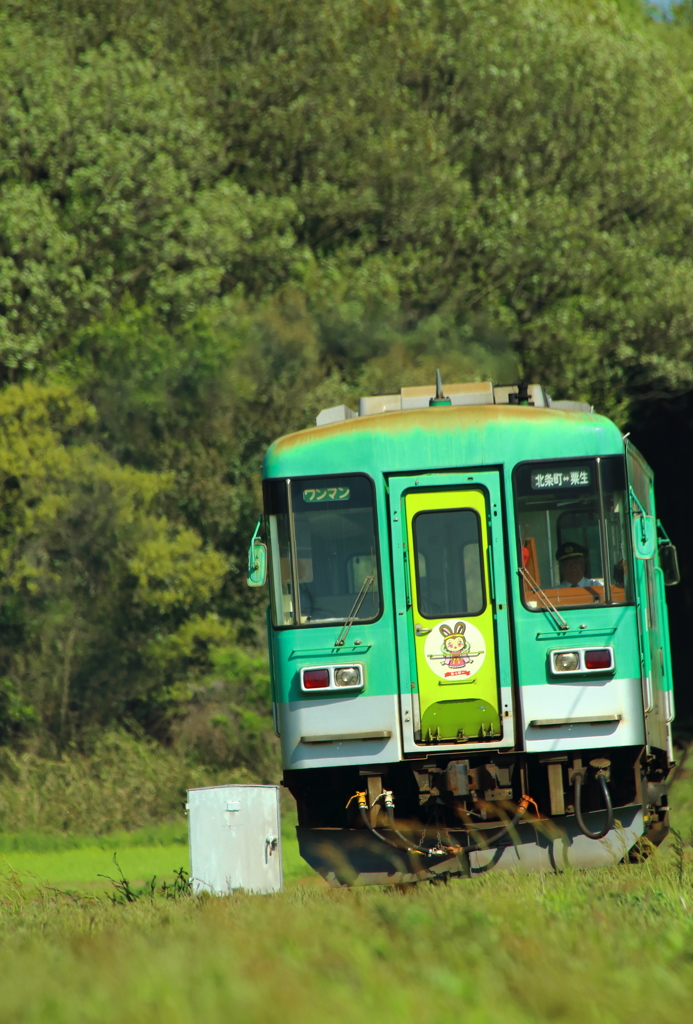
left=248, top=379, right=678, bottom=885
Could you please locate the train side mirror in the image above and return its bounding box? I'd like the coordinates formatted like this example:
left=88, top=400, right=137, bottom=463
left=659, top=543, right=681, bottom=586
left=247, top=517, right=267, bottom=587
left=632, top=515, right=656, bottom=560
left=247, top=541, right=267, bottom=587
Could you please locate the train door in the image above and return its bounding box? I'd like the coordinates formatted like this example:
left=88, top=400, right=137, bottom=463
left=626, top=443, right=673, bottom=756
left=388, top=472, right=515, bottom=752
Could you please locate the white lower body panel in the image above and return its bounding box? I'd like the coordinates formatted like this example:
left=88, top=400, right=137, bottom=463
left=279, top=693, right=402, bottom=770
left=522, top=677, right=645, bottom=753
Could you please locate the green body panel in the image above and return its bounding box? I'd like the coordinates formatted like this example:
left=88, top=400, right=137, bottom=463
left=264, top=406, right=623, bottom=481
left=625, top=443, right=674, bottom=753
left=262, top=403, right=622, bottom=708
left=269, top=613, right=399, bottom=701
left=263, top=404, right=672, bottom=756
left=511, top=605, right=642, bottom=688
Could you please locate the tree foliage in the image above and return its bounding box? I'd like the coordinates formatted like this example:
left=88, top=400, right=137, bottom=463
left=3, top=1, right=693, bottom=410
left=1, top=0, right=693, bottom=765
left=0, top=380, right=228, bottom=746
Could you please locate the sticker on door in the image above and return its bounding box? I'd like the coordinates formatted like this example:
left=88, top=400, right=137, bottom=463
left=424, top=619, right=486, bottom=682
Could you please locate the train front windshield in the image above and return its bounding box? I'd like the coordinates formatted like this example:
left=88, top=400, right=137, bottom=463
left=514, top=457, right=633, bottom=608
left=264, top=475, right=381, bottom=626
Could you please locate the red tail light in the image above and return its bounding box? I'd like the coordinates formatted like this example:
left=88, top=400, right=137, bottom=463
left=584, top=649, right=612, bottom=670
left=303, top=669, right=330, bottom=689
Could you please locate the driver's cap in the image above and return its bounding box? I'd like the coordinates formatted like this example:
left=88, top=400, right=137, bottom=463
left=555, top=541, right=587, bottom=562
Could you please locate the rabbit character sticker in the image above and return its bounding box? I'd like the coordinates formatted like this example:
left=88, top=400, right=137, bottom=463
left=423, top=619, right=486, bottom=681
left=440, top=622, right=471, bottom=668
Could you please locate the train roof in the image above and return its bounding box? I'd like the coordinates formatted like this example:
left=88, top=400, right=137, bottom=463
left=263, top=381, right=624, bottom=480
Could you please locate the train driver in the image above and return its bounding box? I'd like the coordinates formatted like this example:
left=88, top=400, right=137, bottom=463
left=556, top=542, right=602, bottom=588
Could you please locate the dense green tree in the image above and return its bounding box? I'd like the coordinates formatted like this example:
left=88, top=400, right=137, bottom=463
left=0, top=22, right=300, bottom=375
left=2, top=0, right=693, bottom=761
left=0, top=380, right=230, bottom=747
left=4, top=1, right=693, bottom=414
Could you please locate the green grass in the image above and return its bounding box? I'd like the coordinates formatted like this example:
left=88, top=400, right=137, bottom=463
left=0, top=808, right=312, bottom=892
left=2, top=843, right=693, bottom=1023
left=0, top=819, right=189, bottom=854
left=0, top=821, right=188, bottom=893
left=0, top=843, right=188, bottom=892
left=0, top=763, right=691, bottom=1023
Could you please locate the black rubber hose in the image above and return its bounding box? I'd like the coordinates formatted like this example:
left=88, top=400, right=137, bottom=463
left=358, top=796, right=531, bottom=858
left=459, top=806, right=526, bottom=851
left=573, top=770, right=613, bottom=840
left=384, top=805, right=444, bottom=854
left=384, top=804, right=526, bottom=854
left=358, top=804, right=438, bottom=856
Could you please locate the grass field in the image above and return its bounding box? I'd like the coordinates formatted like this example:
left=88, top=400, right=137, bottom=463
left=0, top=805, right=310, bottom=892
left=0, top=763, right=692, bottom=1023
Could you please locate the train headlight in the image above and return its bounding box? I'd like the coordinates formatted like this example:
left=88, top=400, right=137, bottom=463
left=553, top=651, right=579, bottom=672
left=335, top=666, right=361, bottom=688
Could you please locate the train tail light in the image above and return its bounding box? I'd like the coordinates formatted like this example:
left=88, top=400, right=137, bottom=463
left=303, top=669, right=330, bottom=689
left=584, top=649, right=613, bottom=671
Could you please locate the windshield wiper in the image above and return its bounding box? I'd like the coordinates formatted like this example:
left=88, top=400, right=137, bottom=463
left=519, top=566, right=569, bottom=631
left=335, top=575, right=375, bottom=647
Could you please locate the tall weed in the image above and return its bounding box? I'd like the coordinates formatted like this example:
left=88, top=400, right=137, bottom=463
left=0, top=731, right=241, bottom=834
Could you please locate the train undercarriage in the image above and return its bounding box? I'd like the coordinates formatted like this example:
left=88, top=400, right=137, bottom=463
left=284, top=745, right=671, bottom=885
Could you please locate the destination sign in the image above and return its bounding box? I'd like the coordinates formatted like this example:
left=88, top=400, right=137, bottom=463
left=303, top=487, right=351, bottom=503
left=531, top=467, right=591, bottom=490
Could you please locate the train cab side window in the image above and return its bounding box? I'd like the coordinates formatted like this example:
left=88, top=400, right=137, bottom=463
left=514, top=457, right=633, bottom=610
left=263, top=475, right=381, bottom=627
left=265, top=479, right=295, bottom=625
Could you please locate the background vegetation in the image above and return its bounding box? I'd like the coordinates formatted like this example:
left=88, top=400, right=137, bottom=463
left=0, top=755, right=689, bottom=1024
left=1, top=7, right=693, bottom=1019
left=2, top=0, right=693, bottom=826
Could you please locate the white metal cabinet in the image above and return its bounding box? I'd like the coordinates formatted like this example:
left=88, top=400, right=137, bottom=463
left=188, top=784, right=282, bottom=894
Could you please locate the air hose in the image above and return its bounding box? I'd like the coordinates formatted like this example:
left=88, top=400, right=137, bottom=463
left=573, top=768, right=613, bottom=840
left=381, top=792, right=453, bottom=856
left=463, top=795, right=536, bottom=850
left=349, top=792, right=443, bottom=856
left=347, top=791, right=536, bottom=858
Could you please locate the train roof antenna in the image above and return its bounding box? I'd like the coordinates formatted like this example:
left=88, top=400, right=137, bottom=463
left=430, top=369, right=451, bottom=407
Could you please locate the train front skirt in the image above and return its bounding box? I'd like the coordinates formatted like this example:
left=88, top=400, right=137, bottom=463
left=297, top=804, right=644, bottom=886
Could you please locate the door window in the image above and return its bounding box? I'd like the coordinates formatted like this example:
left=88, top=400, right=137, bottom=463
left=412, top=509, right=485, bottom=619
